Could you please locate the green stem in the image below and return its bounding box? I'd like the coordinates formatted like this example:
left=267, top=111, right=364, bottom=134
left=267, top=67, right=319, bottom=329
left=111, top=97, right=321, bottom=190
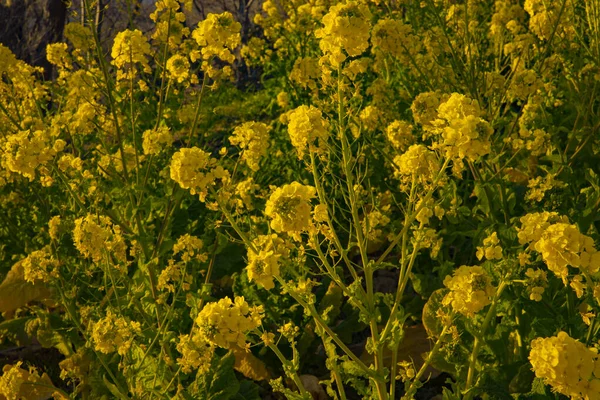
left=464, top=281, right=508, bottom=397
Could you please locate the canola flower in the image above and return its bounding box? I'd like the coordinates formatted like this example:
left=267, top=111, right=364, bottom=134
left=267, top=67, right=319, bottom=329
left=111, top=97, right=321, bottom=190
left=170, top=147, right=229, bottom=201
left=265, top=182, right=317, bottom=237
left=229, top=121, right=270, bottom=171
left=286, top=105, right=329, bottom=159
left=195, top=296, right=263, bottom=349
left=111, top=29, right=152, bottom=73
left=530, top=332, right=600, bottom=399
left=72, top=214, right=127, bottom=264
left=176, top=333, right=214, bottom=374
left=442, top=266, right=495, bottom=317
left=246, top=234, right=290, bottom=290
left=90, top=310, right=141, bottom=356
left=192, top=12, right=241, bottom=79
left=316, top=1, right=372, bottom=67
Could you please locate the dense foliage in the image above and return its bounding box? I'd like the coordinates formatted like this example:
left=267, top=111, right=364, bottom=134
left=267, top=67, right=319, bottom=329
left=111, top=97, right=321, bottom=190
left=1, top=0, right=600, bottom=399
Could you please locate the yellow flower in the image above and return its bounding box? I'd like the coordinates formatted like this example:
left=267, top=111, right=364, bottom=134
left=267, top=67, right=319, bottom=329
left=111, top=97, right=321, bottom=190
left=21, top=247, right=59, bottom=283
left=142, top=126, right=173, bottom=155
left=287, top=105, right=329, bottom=159
left=90, top=310, right=141, bottom=356
left=246, top=234, right=289, bottom=290
left=442, top=266, right=495, bottom=317
left=0, top=362, right=58, bottom=400
left=289, top=57, right=320, bottom=89
left=176, top=333, right=214, bottom=374
left=46, top=42, right=71, bottom=69
left=111, top=29, right=151, bottom=72
left=166, top=54, right=190, bottom=83
left=386, top=120, right=415, bottom=152
left=2, top=130, right=56, bottom=181
left=265, top=182, right=316, bottom=236
left=73, top=214, right=127, bottom=264
left=173, top=234, right=207, bottom=263
left=525, top=268, right=547, bottom=301
left=315, top=1, right=372, bottom=67
left=359, top=106, right=382, bottom=131
left=196, top=296, right=262, bottom=349
left=476, top=232, right=503, bottom=261
left=529, top=331, right=600, bottom=399
left=170, top=147, right=229, bottom=201
left=192, top=12, right=241, bottom=79
left=428, top=93, right=492, bottom=174
left=392, top=144, right=440, bottom=191
left=229, top=121, right=270, bottom=171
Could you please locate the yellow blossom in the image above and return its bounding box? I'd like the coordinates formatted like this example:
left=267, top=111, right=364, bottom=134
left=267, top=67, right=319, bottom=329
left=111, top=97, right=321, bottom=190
left=265, top=182, right=316, bottom=236
left=142, top=126, right=173, bottom=155
left=529, top=331, right=600, bottom=399
left=196, top=296, right=262, bottom=349
left=287, top=105, right=329, bottom=159
left=90, top=310, right=141, bottom=356
left=442, top=265, right=495, bottom=317
left=315, top=1, right=372, bottom=67
left=229, top=121, right=270, bottom=171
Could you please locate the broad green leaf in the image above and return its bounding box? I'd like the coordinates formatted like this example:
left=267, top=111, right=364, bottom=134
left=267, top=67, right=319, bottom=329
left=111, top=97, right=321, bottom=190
left=0, top=260, right=52, bottom=316
left=232, top=380, right=261, bottom=400
left=190, top=351, right=240, bottom=400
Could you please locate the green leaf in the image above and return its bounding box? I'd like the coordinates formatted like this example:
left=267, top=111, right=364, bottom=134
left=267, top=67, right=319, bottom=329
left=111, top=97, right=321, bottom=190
left=509, top=363, right=535, bottom=394
left=0, top=260, right=53, bottom=315
left=190, top=351, right=240, bottom=400
left=232, top=380, right=261, bottom=400
left=422, top=288, right=448, bottom=339
left=127, top=344, right=172, bottom=393
left=0, top=317, right=33, bottom=345
left=103, top=374, right=129, bottom=400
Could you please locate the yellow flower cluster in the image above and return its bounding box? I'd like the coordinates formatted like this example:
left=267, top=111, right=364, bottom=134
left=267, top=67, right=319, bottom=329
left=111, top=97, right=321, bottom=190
left=142, top=126, right=173, bottom=155
left=176, top=333, right=214, bottom=374
left=247, top=234, right=290, bottom=290
left=476, top=232, right=503, bottom=261
left=529, top=331, right=600, bottom=399
left=359, top=105, right=382, bottom=132
left=371, top=18, right=421, bottom=65
left=170, top=147, right=229, bottom=201
left=0, top=362, right=59, bottom=400
left=2, top=130, right=57, bottom=182
left=287, top=105, right=329, bottom=159
left=196, top=296, right=263, bottom=349
left=90, top=310, right=141, bottom=356
left=46, top=42, right=71, bottom=70
left=111, top=29, right=152, bottom=73
left=392, top=144, right=440, bottom=191
left=21, top=247, right=59, bottom=283
left=518, top=212, right=600, bottom=282
left=229, top=121, right=270, bottom=171
left=524, top=0, right=575, bottom=41
left=173, top=234, right=208, bottom=263
left=192, top=12, right=241, bottom=79
left=516, top=211, right=562, bottom=247
left=72, top=214, right=127, bottom=264
left=385, top=120, right=415, bottom=152
left=265, top=182, right=316, bottom=237
left=166, top=54, right=191, bottom=84
left=315, top=1, right=372, bottom=67
left=150, top=0, right=190, bottom=49
left=428, top=93, right=492, bottom=174
left=526, top=173, right=561, bottom=202
left=289, top=57, right=320, bottom=90
left=442, top=266, right=495, bottom=317
left=536, top=223, right=600, bottom=281
left=525, top=268, right=548, bottom=301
